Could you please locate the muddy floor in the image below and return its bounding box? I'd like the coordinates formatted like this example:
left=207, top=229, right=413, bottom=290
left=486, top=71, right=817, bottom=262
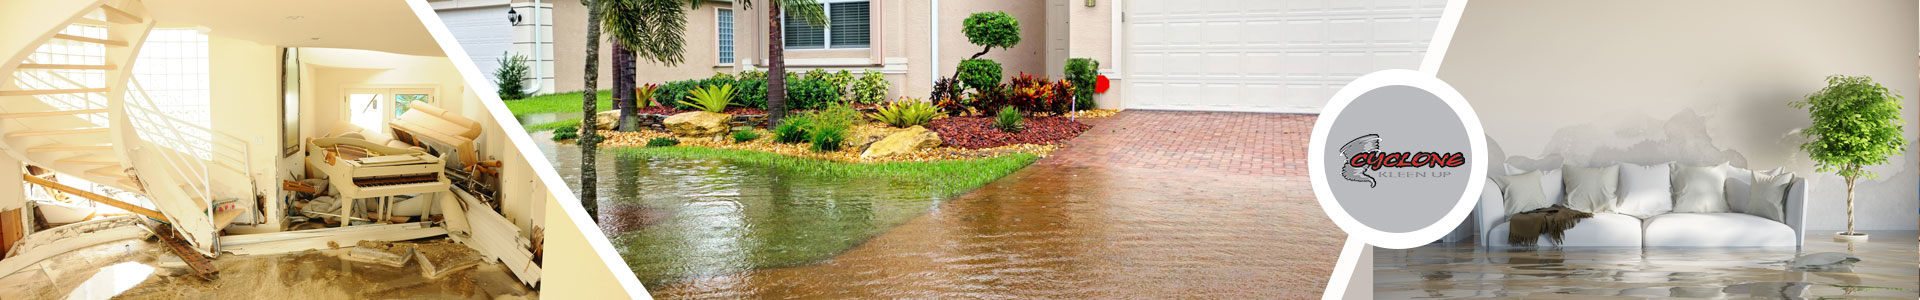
left=0, top=237, right=534, bottom=299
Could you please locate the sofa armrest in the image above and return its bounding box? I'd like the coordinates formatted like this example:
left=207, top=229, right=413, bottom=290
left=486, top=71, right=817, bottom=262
left=1784, top=177, right=1808, bottom=248
left=1476, top=177, right=1506, bottom=247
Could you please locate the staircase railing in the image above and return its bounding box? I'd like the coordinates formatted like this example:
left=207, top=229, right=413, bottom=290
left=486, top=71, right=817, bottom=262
left=122, top=78, right=257, bottom=252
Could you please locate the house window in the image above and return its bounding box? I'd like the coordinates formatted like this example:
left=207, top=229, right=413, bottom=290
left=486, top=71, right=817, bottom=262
left=783, top=0, right=869, bottom=50
left=347, top=87, right=434, bottom=134
left=717, top=8, right=735, bottom=64
left=133, top=29, right=212, bottom=127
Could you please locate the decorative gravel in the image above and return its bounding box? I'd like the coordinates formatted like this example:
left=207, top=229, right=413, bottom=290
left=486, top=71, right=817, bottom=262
left=924, top=116, right=1093, bottom=149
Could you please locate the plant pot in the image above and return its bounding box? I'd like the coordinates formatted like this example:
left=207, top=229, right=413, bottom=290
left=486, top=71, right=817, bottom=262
left=1833, top=232, right=1869, bottom=243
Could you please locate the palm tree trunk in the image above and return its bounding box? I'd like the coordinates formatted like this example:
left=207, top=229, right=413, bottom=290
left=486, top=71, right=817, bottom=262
left=765, top=1, right=788, bottom=126
left=614, top=44, right=638, bottom=131
left=580, top=0, right=603, bottom=220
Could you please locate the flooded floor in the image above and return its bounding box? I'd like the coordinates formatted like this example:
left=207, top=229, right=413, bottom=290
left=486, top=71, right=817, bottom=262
left=541, top=112, right=1343, bottom=299
left=0, top=238, right=534, bottom=299
left=1374, top=232, right=1920, bottom=298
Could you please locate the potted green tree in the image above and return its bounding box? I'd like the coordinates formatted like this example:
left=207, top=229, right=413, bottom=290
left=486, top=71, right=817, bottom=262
left=1790, top=75, right=1907, bottom=242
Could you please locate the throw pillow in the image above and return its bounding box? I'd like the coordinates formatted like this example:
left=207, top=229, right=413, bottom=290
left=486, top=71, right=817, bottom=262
left=1492, top=171, right=1553, bottom=218
left=1561, top=164, right=1619, bottom=213
left=1615, top=162, right=1673, bottom=218
left=1670, top=164, right=1730, bottom=213
left=1504, top=164, right=1564, bottom=205
left=1720, top=163, right=1784, bottom=213
left=1746, top=171, right=1794, bottom=223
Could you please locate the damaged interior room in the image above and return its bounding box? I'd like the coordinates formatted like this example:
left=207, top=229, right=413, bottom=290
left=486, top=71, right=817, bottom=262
left=0, top=0, right=554, bottom=298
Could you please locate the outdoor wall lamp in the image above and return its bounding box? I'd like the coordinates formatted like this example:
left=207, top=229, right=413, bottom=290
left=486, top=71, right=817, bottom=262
left=1086, top=0, right=1096, bottom=7
left=508, top=7, right=522, bottom=25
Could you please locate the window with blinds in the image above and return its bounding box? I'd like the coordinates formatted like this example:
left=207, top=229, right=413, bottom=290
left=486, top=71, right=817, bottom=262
left=717, top=8, right=735, bottom=63
left=783, top=0, right=870, bottom=50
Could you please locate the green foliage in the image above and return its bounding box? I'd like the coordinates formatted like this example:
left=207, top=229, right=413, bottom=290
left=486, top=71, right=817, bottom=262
left=679, top=84, right=736, bottom=112
left=869, top=98, right=944, bottom=128
left=598, top=0, right=689, bottom=66
left=737, top=69, right=768, bottom=79
left=709, top=72, right=736, bottom=81
left=551, top=124, right=579, bottom=141
left=808, top=124, right=847, bottom=152
left=1791, top=75, right=1908, bottom=180
left=493, top=53, right=531, bottom=100
left=1064, top=58, right=1100, bottom=111
left=774, top=115, right=813, bottom=144
left=505, top=91, right=614, bottom=116
left=657, top=80, right=704, bottom=110
left=962, top=12, right=1021, bottom=52
left=994, top=106, right=1024, bottom=133
left=732, top=77, right=769, bottom=109
left=784, top=76, right=842, bottom=110
left=956, top=59, right=1003, bottom=91
left=846, top=70, right=890, bottom=104
left=646, top=137, right=681, bottom=147
left=732, top=130, right=762, bottom=143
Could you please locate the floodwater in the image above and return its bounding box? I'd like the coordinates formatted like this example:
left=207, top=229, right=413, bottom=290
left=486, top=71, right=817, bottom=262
left=539, top=132, right=1344, bottom=299
left=1374, top=232, right=1920, bottom=298
left=0, top=238, right=533, bottom=299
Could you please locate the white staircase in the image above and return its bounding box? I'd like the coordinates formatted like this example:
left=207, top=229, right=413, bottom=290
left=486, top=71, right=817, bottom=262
left=0, top=0, right=258, bottom=256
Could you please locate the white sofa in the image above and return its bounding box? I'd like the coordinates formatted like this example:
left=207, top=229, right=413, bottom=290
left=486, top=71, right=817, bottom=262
left=1475, top=165, right=1808, bottom=248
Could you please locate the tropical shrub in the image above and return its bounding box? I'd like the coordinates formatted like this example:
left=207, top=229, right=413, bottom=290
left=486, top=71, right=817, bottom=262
left=709, top=72, right=735, bottom=81
left=965, top=84, right=1011, bottom=115
left=785, top=76, right=842, bottom=110
left=733, top=77, right=768, bottom=109
left=657, top=79, right=704, bottom=110
left=993, top=106, right=1024, bottom=133
left=773, top=115, right=812, bottom=144
left=737, top=69, right=767, bottom=79
left=1064, top=58, right=1100, bottom=111
left=551, top=125, right=579, bottom=141
left=1005, top=73, right=1075, bottom=114
left=679, top=84, right=736, bottom=112
left=956, top=59, right=1003, bottom=91
left=493, top=53, right=532, bottom=100
left=847, top=70, right=890, bottom=104
left=869, top=98, right=944, bottom=128
left=731, top=130, right=761, bottom=143
left=802, top=104, right=858, bottom=151
left=646, top=137, right=680, bottom=147
left=808, top=124, right=848, bottom=152
left=931, top=77, right=966, bottom=113
left=634, top=83, right=661, bottom=107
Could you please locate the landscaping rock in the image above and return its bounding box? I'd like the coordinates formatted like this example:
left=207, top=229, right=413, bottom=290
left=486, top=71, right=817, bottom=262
left=664, top=111, right=732, bottom=137
left=848, top=125, right=908, bottom=151
left=593, top=110, right=621, bottom=129
left=860, top=126, right=942, bottom=158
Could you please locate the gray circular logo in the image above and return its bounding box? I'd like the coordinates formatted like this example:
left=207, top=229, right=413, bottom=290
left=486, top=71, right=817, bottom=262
left=1321, top=85, right=1473, bottom=233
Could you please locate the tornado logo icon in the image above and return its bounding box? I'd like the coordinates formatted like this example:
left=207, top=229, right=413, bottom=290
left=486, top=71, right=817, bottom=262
left=1340, top=134, right=1382, bottom=188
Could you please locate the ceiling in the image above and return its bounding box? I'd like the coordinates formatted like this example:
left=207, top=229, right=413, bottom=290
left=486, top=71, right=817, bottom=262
left=144, top=0, right=446, bottom=57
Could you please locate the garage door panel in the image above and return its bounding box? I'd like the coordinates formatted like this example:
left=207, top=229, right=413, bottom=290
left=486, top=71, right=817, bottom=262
left=1127, top=0, right=1441, bottom=113
left=439, top=7, right=511, bottom=77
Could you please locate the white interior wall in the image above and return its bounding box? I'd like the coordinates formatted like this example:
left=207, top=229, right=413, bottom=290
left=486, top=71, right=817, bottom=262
left=1442, top=0, right=1919, bottom=231
left=206, top=35, right=286, bottom=233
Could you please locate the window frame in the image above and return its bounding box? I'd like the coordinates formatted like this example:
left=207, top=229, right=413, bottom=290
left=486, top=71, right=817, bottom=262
left=780, top=0, right=871, bottom=50
left=716, top=8, right=735, bottom=64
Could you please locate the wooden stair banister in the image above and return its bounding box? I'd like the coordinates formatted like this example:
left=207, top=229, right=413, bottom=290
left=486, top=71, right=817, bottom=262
left=22, top=174, right=165, bottom=220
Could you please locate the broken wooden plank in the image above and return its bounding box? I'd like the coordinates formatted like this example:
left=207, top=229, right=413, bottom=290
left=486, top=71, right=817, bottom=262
left=220, top=225, right=446, bottom=256
left=451, top=188, right=540, bottom=287
left=21, top=175, right=164, bottom=220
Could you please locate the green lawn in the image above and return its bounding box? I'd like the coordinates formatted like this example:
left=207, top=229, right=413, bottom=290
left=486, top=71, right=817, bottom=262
left=524, top=118, right=582, bottom=133
left=613, top=146, right=1038, bottom=198
left=505, top=90, right=614, bottom=116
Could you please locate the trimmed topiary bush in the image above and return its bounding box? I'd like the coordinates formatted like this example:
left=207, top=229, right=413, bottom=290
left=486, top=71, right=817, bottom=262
left=962, top=12, right=1021, bottom=57
left=956, top=59, right=1003, bottom=92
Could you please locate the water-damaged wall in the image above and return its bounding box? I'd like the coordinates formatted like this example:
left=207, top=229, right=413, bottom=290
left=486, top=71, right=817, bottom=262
left=1443, top=0, right=1918, bottom=231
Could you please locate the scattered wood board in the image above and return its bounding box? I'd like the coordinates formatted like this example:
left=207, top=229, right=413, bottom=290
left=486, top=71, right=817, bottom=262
left=450, top=188, right=540, bottom=287
left=220, top=225, right=446, bottom=256
left=412, top=241, right=481, bottom=279
left=344, top=241, right=413, bottom=268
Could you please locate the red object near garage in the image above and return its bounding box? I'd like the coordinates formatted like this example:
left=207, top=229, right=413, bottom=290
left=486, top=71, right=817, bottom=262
left=1095, top=75, right=1111, bottom=93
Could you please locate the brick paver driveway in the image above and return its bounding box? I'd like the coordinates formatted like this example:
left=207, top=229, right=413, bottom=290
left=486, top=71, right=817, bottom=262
left=649, top=111, right=1344, bottom=299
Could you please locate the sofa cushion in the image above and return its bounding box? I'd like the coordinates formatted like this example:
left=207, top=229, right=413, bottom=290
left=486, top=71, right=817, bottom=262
left=1562, top=164, right=1619, bottom=213
left=1643, top=213, right=1797, bottom=247
left=1616, top=163, right=1673, bottom=218
left=1493, top=171, right=1554, bottom=217
left=1722, top=165, right=1784, bottom=213
left=1744, top=172, right=1793, bottom=223
left=1487, top=213, right=1643, bottom=247
left=1505, top=164, right=1564, bottom=205
left=1670, top=164, right=1729, bottom=213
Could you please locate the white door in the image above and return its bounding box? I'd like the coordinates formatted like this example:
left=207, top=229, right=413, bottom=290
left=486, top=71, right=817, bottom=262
left=438, top=6, right=513, bottom=76
left=1126, top=0, right=1443, bottom=113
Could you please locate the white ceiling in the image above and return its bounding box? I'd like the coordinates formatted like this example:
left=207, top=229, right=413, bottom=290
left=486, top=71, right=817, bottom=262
left=144, top=0, right=446, bottom=57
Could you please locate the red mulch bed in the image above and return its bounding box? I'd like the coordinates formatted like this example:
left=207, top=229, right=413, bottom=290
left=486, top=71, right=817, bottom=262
left=633, top=106, right=769, bottom=116
left=924, top=116, right=1092, bottom=149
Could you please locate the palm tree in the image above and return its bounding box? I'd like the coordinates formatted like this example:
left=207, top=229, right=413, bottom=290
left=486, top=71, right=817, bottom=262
left=732, top=0, right=825, bottom=126
left=579, top=0, right=604, bottom=219
left=601, top=0, right=690, bottom=131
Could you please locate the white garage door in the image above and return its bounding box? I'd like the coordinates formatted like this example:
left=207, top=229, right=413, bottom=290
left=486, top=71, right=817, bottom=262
left=1126, top=0, right=1443, bottom=113
left=437, top=6, right=512, bottom=76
